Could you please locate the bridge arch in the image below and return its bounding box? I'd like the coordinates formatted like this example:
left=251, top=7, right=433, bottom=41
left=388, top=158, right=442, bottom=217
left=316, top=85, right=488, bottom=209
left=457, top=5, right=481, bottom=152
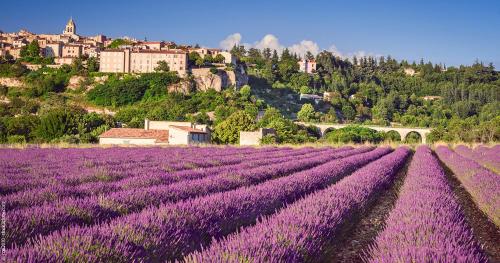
left=295, top=122, right=431, bottom=144
left=403, top=131, right=423, bottom=143
left=385, top=130, right=401, bottom=142
left=322, top=127, right=336, bottom=136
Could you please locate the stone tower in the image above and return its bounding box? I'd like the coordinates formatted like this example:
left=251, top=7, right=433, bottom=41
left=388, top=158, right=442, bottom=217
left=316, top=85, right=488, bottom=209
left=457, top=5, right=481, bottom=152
left=63, top=17, right=76, bottom=35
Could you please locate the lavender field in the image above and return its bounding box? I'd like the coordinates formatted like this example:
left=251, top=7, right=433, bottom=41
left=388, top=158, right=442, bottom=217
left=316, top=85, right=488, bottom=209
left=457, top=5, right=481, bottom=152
left=2, top=145, right=499, bottom=262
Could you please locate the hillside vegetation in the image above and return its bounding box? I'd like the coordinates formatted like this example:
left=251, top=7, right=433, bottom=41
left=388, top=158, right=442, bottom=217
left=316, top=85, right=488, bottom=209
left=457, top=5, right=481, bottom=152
left=0, top=46, right=498, bottom=144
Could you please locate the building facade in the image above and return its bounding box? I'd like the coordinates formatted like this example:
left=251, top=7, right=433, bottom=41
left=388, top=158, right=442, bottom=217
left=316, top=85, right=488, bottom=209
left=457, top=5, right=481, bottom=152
left=99, top=49, right=188, bottom=76
left=298, top=59, right=317, bottom=74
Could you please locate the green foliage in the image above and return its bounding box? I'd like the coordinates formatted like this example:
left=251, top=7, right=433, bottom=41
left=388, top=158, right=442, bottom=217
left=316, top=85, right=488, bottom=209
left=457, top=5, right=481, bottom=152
left=299, top=86, right=312, bottom=94
left=107, top=39, right=133, bottom=49
left=7, top=135, right=26, bottom=144
left=87, top=72, right=180, bottom=106
left=258, top=107, right=317, bottom=144
left=36, top=109, right=81, bottom=142
left=404, top=132, right=422, bottom=143
left=260, top=134, right=277, bottom=144
left=209, top=67, right=218, bottom=74
left=213, top=111, right=256, bottom=144
left=0, top=62, right=29, bottom=77
left=87, top=57, right=99, bottom=72
left=297, top=103, right=316, bottom=122
left=0, top=115, right=40, bottom=142
left=239, top=85, right=251, bottom=100
left=154, top=61, right=170, bottom=73
left=214, top=54, right=225, bottom=63
left=323, top=125, right=384, bottom=144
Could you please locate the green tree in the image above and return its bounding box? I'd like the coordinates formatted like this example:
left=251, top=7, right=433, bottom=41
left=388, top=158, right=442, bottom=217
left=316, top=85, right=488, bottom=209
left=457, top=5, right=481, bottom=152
left=154, top=60, right=170, bottom=72
left=87, top=57, right=99, bottom=72
left=341, top=105, right=356, bottom=121
left=214, top=54, right=225, bottom=63
left=213, top=111, right=256, bottom=144
left=239, top=85, right=251, bottom=100
left=36, top=109, right=80, bottom=141
left=297, top=103, right=316, bottom=122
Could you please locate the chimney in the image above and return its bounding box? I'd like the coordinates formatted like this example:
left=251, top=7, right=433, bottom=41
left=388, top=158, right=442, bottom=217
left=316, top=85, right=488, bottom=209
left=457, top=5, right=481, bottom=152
left=144, top=119, right=150, bottom=130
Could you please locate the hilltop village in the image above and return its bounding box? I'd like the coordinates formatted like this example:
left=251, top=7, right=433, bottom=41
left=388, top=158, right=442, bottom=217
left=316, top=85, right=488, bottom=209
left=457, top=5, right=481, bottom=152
left=0, top=18, right=498, bottom=146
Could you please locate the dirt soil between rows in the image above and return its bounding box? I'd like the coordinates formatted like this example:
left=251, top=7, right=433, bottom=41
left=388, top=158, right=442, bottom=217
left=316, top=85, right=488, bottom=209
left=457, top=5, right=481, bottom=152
left=320, top=152, right=412, bottom=263
left=438, top=157, right=500, bottom=262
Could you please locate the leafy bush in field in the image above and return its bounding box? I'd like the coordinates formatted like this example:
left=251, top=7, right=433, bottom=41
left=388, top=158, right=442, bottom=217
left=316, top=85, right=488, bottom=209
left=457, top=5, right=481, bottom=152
left=324, top=125, right=384, bottom=144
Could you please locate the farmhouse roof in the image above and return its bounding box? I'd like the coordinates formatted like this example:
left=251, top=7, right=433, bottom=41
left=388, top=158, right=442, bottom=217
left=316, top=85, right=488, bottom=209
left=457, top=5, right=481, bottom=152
left=99, top=128, right=169, bottom=142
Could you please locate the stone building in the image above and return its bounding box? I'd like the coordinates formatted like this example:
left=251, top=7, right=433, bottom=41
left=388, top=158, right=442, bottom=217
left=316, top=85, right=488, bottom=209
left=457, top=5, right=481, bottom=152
left=99, top=49, right=188, bottom=76
left=99, top=119, right=210, bottom=145
left=298, top=59, right=317, bottom=74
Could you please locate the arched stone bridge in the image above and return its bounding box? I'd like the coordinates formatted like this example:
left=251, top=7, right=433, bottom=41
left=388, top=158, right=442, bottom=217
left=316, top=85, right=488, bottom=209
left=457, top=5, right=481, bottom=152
left=297, top=122, right=432, bottom=143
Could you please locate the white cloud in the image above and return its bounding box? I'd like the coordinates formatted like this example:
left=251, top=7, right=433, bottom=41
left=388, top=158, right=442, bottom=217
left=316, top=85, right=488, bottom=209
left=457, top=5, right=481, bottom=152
left=219, top=33, right=380, bottom=60
left=289, top=40, right=320, bottom=57
left=327, top=44, right=343, bottom=57
left=219, top=33, right=242, bottom=50
left=252, top=34, right=284, bottom=52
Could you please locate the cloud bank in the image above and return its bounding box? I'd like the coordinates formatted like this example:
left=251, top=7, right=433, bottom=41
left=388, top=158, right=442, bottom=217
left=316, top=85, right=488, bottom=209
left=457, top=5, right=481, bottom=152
left=219, top=33, right=380, bottom=60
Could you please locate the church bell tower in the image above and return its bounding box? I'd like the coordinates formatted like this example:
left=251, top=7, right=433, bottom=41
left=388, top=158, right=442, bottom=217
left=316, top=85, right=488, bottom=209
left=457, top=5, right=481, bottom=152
left=63, top=17, right=76, bottom=35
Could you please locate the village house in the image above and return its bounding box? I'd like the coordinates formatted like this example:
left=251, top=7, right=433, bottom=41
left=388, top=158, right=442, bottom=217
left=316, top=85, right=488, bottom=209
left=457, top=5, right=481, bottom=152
left=99, top=119, right=210, bottom=145
left=99, top=48, right=188, bottom=76
left=298, top=59, right=317, bottom=74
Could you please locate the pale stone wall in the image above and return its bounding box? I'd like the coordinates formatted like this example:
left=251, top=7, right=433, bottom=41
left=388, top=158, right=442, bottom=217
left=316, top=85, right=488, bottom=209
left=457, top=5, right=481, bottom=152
left=146, top=120, right=192, bottom=130
left=168, top=128, right=190, bottom=145
left=240, top=131, right=262, bottom=146
left=100, top=50, right=126, bottom=73
left=62, top=45, right=82, bottom=58
left=0, top=77, right=24, bottom=87
left=130, top=51, right=187, bottom=76
left=240, top=128, right=276, bottom=146
left=45, top=43, right=62, bottom=58
left=99, top=49, right=187, bottom=76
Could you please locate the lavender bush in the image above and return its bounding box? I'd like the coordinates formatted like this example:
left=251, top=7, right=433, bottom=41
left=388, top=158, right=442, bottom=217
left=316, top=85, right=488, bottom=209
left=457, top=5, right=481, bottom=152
left=368, top=146, right=487, bottom=262
left=185, top=147, right=407, bottom=262
left=435, top=145, right=500, bottom=227
left=7, top=147, right=391, bottom=262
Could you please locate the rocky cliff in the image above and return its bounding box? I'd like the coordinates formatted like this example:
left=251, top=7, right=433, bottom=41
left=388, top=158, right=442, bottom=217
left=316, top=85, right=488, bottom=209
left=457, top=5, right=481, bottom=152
left=167, top=65, right=248, bottom=94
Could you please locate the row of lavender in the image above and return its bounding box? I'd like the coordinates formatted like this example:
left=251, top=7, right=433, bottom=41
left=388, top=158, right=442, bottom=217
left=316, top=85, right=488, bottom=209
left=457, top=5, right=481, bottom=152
left=436, top=145, right=500, bottom=227
left=367, top=146, right=486, bottom=262
left=5, top=145, right=497, bottom=262
left=7, top=146, right=351, bottom=247
left=454, top=145, right=500, bottom=174
left=186, top=147, right=409, bottom=262
left=4, top=146, right=327, bottom=211
left=187, top=146, right=489, bottom=262
left=7, top=148, right=391, bottom=261
left=0, top=146, right=290, bottom=195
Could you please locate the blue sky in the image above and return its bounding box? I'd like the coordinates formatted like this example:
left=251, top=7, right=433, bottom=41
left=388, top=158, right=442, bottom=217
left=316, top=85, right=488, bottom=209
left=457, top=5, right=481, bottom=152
left=2, top=0, right=499, bottom=67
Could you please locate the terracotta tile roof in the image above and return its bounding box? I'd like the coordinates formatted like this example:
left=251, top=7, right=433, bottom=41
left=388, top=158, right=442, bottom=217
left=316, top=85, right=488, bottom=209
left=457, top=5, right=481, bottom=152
left=170, top=125, right=207, bottom=133
left=99, top=128, right=169, bottom=142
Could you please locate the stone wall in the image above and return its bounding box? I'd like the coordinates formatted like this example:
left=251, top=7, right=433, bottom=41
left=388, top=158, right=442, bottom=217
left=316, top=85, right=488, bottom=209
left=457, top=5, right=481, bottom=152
left=0, top=77, right=24, bottom=87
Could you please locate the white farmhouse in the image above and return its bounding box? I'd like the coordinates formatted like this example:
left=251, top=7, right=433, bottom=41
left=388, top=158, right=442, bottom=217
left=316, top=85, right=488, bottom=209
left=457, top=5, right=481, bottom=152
left=99, top=119, right=210, bottom=145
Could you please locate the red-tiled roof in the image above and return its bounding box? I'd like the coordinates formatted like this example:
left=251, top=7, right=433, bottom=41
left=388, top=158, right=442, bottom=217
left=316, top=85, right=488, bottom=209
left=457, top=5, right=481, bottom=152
left=99, top=128, right=169, bottom=142
left=170, top=125, right=207, bottom=133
